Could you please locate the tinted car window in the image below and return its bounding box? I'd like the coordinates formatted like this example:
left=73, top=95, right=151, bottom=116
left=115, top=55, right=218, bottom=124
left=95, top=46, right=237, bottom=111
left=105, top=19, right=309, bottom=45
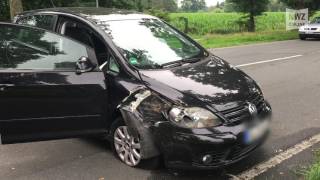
left=0, top=24, right=90, bottom=70
left=17, top=15, right=55, bottom=31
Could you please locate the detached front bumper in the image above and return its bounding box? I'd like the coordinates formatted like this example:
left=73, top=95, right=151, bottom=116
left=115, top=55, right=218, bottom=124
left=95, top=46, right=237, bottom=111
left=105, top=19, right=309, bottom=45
left=152, top=102, right=272, bottom=170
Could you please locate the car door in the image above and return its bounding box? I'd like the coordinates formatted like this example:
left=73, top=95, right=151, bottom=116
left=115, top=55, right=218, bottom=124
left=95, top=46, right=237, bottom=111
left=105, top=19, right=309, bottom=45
left=0, top=23, right=108, bottom=144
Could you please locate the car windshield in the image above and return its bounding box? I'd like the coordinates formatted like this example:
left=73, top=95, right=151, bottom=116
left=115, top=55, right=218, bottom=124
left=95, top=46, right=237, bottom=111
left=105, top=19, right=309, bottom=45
left=311, top=17, right=320, bottom=24
left=94, top=17, right=203, bottom=69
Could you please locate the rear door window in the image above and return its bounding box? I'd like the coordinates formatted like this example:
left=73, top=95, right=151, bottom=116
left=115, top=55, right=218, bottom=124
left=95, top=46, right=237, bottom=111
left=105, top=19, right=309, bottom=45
left=0, top=24, right=97, bottom=71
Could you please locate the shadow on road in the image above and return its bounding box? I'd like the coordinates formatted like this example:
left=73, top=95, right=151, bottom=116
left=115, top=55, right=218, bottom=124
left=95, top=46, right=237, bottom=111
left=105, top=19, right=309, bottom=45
left=80, top=137, right=269, bottom=180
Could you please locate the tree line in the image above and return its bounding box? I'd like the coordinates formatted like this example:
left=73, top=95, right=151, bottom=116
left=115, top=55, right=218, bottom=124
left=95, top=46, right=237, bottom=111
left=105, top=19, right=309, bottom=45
left=1, top=0, right=179, bottom=21
left=1, top=0, right=320, bottom=32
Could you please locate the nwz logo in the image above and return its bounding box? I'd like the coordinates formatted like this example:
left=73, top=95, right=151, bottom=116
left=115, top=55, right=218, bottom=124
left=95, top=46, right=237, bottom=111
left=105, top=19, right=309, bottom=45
left=290, top=13, right=307, bottom=20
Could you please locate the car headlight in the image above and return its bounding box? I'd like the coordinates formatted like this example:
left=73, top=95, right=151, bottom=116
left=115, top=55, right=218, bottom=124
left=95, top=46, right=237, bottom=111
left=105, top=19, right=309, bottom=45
left=299, top=26, right=305, bottom=31
left=168, top=107, right=222, bottom=128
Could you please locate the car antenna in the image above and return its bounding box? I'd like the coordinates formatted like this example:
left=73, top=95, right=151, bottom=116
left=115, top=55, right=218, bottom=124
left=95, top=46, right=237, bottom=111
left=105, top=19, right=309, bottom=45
left=50, top=0, right=56, bottom=8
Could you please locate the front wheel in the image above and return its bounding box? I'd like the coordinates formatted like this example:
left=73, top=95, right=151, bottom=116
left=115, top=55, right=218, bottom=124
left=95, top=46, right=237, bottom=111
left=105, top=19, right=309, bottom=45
left=299, top=35, right=307, bottom=40
left=110, top=117, right=161, bottom=168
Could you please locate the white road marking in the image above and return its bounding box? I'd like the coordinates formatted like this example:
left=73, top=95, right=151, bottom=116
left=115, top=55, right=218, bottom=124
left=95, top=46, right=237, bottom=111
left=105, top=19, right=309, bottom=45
left=236, top=55, right=303, bottom=67
left=231, top=133, right=320, bottom=180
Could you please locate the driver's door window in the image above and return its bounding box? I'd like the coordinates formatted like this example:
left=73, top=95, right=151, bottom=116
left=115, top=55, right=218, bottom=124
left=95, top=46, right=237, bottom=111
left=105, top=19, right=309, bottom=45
left=0, top=24, right=96, bottom=71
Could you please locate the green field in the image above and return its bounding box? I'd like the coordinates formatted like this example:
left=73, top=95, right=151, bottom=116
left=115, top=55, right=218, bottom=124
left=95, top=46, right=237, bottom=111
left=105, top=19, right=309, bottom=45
left=191, top=30, right=297, bottom=48
left=168, top=12, right=298, bottom=48
left=170, top=12, right=287, bottom=35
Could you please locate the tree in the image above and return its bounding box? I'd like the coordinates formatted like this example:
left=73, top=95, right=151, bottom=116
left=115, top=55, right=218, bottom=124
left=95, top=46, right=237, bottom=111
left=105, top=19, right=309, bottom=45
left=226, top=0, right=269, bottom=32
left=181, top=0, right=206, bottom=12
left=10, top=0, right=23, bottom=20
left=0, top=0, right=11, bottom=21
left=223, top=1, right=236, bottom=12
left=268, top=0, right=286, bottom=12
left=280, top=0, right=320, bottom=15
left=22, top=0, right=80, bottom=11
left=148, top=0, right=178, bottom=12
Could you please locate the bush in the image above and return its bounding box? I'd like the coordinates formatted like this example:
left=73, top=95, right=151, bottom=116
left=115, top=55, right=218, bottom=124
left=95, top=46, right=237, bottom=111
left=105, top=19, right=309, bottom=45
left=146, top=9, right=171, bottom=22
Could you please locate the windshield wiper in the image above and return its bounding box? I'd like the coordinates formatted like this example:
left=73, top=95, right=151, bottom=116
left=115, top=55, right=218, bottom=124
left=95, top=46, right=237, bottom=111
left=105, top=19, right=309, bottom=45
left=161, top=57, right=201, bottom=68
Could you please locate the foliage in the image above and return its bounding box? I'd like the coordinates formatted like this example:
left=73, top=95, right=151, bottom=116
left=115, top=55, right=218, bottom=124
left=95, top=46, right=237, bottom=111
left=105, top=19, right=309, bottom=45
left=170, top=12, right=286, bottom=35
left=226, top=0, right=270, bottom=32
left=0, top=0, right=177, bottom=21
left=0, top=0, right=10, bottom=21
left=22, top=0, right=80, bottom=11
left=98, top=0, right=142, bottom=11
left=268, top=0, right=287, bottom=12
left=148, top=0, right=178, bottom=12
left=146, top=9, right=171, bottom=22
left=280, top=0, right=320, bottom=15
left=305, top=150, right=320, bottom=180
left=211, top=8, right=224, bottom=13
left=191, top=30, right=297, bottom=48
left=223, top=1, right=237, bottom=12
left=180, top=0, right=207, bottom=12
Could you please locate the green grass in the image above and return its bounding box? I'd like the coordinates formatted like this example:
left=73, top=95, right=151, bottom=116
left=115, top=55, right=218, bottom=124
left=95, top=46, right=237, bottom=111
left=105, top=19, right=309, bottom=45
left=305, top=150, right=320, bottom=180
left=170, top=12, right=286, bottom=35
left=168, top=12, right=298, bottom=48
left=191, top=30, right=298, bottom=48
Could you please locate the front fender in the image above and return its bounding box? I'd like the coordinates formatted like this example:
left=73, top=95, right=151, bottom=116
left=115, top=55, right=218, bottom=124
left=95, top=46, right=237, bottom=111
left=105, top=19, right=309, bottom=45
left=118, top=89, right=171, bottom=159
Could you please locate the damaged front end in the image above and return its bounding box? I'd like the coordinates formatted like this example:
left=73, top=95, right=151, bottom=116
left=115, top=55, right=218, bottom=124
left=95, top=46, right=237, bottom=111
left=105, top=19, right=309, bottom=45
left=118, top=88, right=172, bottom=159
left=117, top=87, right=272, bottom=169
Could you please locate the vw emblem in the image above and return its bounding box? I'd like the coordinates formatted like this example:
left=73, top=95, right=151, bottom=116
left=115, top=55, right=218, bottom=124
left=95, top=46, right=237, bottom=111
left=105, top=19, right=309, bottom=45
left=247, top=102, right=258, bottom=117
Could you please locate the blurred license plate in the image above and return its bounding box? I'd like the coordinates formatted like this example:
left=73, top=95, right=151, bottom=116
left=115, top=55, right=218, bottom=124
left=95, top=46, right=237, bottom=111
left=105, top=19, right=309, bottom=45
left=244, top=121, right=269, bottom=144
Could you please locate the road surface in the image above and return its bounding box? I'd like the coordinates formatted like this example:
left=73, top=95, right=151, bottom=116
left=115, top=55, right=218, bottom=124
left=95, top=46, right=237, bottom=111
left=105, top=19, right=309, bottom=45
left=1, top=40, right=320, bottom=180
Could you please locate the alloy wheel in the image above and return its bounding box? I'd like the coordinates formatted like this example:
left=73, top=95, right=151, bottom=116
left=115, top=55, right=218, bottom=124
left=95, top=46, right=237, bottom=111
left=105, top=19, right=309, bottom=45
left=114, top=126, right=141, bottom=166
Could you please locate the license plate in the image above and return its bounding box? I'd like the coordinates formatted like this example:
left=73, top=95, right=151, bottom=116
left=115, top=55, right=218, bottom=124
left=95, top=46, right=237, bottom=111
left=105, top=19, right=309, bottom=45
left=244, top=121, right=269, bottom=144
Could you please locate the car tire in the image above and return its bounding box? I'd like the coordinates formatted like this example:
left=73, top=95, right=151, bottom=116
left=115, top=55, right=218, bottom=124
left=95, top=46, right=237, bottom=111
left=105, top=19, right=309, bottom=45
left=299, top=35, right=307, bottom=40
left=110, top=117, right=161, bottom=169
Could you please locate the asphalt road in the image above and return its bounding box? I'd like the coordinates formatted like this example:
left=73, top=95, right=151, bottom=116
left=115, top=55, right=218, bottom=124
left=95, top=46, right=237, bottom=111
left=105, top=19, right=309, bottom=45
left=1, top=40, right=320, bottom=180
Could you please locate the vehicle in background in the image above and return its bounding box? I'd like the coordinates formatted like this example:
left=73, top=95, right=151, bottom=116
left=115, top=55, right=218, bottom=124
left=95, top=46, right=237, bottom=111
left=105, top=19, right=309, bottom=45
left=299, top=17, right=320, bottom=40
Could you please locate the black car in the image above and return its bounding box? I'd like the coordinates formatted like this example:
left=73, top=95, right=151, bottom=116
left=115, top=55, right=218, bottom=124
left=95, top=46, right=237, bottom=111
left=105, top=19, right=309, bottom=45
left=0, top=7, right=272, bottom=169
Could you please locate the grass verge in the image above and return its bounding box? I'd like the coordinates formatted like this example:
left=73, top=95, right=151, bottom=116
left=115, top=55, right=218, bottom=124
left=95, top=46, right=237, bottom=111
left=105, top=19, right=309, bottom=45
left=191, top=30, right=298, bottom=49
left=305, top=150, right=320, bottom=180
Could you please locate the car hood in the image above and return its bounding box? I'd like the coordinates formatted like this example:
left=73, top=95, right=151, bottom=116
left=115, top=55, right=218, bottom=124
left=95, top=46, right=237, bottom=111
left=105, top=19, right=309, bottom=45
left=140, top=57, right=261, bottom=111
left=303, top=23, right=320, bottom=28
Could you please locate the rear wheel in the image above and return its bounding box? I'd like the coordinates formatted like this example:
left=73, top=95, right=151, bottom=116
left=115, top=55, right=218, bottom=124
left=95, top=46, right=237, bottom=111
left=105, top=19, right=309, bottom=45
left=110, top=117, right=161, bottom=169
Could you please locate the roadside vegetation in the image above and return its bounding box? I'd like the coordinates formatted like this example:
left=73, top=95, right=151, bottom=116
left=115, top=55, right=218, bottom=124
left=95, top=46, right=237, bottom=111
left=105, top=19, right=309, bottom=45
left=2, top=0, right=320, bottom=49
left=191, top=30, right=297, bottom=48
left=170, top=12, right=298, bottom=48
left=170, top=12, right=286, bottom=35
left=305, top=150, right=320, bottom=180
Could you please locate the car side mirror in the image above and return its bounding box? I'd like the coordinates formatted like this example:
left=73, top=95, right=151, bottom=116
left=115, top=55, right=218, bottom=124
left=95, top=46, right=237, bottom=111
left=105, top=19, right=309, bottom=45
left=75, top=56, right=96, bottom=75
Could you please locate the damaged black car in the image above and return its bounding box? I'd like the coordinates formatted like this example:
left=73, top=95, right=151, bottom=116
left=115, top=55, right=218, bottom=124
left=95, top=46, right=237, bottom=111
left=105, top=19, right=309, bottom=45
left=0, top=7, right=272, bottom=169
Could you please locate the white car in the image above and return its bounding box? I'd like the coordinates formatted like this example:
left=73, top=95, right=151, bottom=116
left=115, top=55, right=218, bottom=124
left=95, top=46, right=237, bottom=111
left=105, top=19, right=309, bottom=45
left=299, top=17, right=320, bottom=40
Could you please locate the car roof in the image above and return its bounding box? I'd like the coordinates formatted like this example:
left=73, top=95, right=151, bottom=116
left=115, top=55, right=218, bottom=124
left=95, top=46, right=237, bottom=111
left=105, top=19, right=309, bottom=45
left=19, top=7, right=157, bottom=22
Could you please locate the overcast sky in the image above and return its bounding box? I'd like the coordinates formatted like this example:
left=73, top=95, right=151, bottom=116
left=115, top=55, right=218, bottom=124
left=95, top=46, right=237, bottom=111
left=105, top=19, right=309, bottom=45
left=178, top=0, right=225, bottom=7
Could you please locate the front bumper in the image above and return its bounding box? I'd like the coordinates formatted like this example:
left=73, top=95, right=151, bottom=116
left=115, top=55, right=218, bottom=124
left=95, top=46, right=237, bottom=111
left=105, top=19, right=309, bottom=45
left=152, top=102, right=272, bottom=170
left=299, top=31, right=320, bottom=38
